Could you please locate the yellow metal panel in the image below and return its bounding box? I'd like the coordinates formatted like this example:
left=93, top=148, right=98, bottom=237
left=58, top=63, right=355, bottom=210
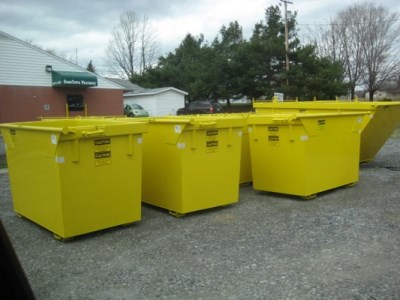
left=239, top=127, right=252, bottom=184
left=3, top=128, right=65, bottom=234
left=141, top=115, right=245, bottom=215
left=0, top=119, right=146, bottom=239
left=253, top=100, right=400, bottom=162
left=358, top=104, right=400, bottom=161
left=247, top=112, right=367, bottom=198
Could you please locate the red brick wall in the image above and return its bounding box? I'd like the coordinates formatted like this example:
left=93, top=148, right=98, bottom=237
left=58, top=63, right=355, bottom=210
left=0, top=85, right=124, bottom=123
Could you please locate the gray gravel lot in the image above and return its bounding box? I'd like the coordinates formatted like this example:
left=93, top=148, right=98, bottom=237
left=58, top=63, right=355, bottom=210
left=0, top=128, right=399, bottom=300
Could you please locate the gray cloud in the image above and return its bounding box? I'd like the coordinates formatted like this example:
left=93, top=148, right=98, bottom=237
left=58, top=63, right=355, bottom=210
left=1, top=0, right=398, bottom=75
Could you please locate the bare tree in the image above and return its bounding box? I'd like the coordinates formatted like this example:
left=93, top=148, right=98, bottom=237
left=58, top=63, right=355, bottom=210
left=335, top=8, right=367, bottom=100
left=105, top=11, right=159, bottom=79
left=312, top=2, right=399, bottom=100
left=139, top=15, right=159, bottom=75
left=359, top=2, right=399, bottom=100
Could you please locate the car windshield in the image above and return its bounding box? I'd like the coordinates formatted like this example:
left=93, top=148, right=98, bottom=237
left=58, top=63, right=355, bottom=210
left=132, top=104, right=143, bottom=109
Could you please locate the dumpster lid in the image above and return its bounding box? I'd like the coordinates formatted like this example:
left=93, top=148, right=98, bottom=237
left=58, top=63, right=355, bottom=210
left=247, top=111, right=370, bottom=125
left=0, top=119, right=147, bottom=139
left=253, top=100, right=400, bottom=111
left=148, top=115, right=247, bottom=128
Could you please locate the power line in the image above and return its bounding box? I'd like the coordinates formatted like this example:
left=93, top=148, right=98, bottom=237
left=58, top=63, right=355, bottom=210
left=296, top=18, right=400, bottom=27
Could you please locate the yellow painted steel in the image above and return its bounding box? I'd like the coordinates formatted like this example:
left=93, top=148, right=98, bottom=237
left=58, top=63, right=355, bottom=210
left=0, top=119, right=147, bottom=239
left=240, top=125, right=252, bottom=184
left=141, top=115, right=246, bottom=215
left=253, top=99, right=400, bottom=162
left=247, top=112, right=370, bottom=198
left=228, top=113, right=253, bottom=184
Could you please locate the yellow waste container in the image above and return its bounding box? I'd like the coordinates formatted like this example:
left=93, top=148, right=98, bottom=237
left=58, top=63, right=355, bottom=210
left=0, top=119, right=147, bottom=239
left=247, top=112, right=370, bottom=198
left=141, top=115, right=246, bottom=215
left=240, top=124, right=252, bottom=185
left=253, top=100, right=400, bottom=162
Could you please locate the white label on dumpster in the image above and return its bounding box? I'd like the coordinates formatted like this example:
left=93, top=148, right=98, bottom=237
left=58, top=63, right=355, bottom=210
left=177, top=143, right=186, bottom=149
left=357, top=117, right=363, bottom=123
left=238, top=130, right=242, bottom=137
left=175, top=125, right=181, bottom=133
left=300, top=135, right=309, bottom=141
left=55, top=156, right=65, bottom=164
left=137, top=137, right=143, bottom=144
left=51, top=135, right=57, bottom=145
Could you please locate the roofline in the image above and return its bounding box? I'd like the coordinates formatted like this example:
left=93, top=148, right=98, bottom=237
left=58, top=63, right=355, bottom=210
left=104, top=77, right=141, bottom=91
left=124, top=87, right=188, bottom=97
left=0, top=30, right=124, bottom=90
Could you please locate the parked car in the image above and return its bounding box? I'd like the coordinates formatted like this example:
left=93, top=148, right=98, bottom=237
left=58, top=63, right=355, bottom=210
left=124, top=104, right=149, bottom=117
left=176, top=101, right=224, bottom=115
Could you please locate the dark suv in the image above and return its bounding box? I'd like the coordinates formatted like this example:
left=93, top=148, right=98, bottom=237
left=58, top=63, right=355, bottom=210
left=176, top=101, right=224, bottom=115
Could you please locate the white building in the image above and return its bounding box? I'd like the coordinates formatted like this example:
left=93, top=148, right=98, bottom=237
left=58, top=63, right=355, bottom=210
left=124, top=88, right=187, bottom=116
left=106, top=78, right=188, bottom=117
left=0, top=30, right=124, bottom=123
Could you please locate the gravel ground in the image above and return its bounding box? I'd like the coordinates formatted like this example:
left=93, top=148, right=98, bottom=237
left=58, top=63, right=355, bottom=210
left=0, top=129, right=399, bottom=300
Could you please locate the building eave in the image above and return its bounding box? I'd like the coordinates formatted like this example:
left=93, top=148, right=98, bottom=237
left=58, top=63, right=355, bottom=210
left=124, top=87, right=188, bottom=97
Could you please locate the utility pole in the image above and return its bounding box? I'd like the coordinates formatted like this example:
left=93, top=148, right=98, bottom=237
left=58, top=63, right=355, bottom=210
left=280, top=0, right=292, bottom=88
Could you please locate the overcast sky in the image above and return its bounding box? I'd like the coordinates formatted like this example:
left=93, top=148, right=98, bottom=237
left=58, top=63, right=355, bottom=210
left=1, top=0, right=399, bottom=75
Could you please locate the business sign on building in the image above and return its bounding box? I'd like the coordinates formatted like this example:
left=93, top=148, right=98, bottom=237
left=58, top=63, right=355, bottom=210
left=52, top=70, right=98, bottom=87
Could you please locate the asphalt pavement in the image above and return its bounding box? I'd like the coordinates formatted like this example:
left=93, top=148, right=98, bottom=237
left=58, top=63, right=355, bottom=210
left=0, top=129, right=399, bottom=299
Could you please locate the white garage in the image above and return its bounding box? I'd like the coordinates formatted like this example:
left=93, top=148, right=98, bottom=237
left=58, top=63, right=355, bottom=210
left=124, top=87, right=187, bottom=117
left=106, top=78, right=188, bottom=117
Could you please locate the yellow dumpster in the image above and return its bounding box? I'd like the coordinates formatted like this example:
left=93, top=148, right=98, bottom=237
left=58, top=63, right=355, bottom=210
left=142, top=115, right=246, bottom=216
left=253, top=100, right=400, bottom=162
left=0, top=118, right=147, bottom=239
left=240, top=124, right=252, bottom=184
left=247, top=112, right=370, bottom=198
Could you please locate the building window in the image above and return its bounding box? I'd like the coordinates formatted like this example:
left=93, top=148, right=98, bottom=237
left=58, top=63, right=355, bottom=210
left=67, top=95, right=84, bottom=111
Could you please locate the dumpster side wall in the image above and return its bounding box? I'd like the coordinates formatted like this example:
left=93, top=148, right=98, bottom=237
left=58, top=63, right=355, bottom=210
left=57, top=135, right=143, bottom=237
left=253, top=101, right=400, bottom=162
left=249, top=123, right=307, bottom=195
left=1, top=128, right=65, bottom=232
left=1, top=120, right=146, bottom=239
left=142, top=123, right=184, bottom=212
left=142, top=120, right=243, bottom=214
left=180, top=127, right=242, bottom=213
left=248, top=114, right=362, bottom=197
left=360, top=105, right=400, bottom=161
left=240, top=128, right=252, bottom=184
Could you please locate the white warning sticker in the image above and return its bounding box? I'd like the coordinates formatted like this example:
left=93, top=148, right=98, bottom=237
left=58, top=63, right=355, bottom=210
left=51, top=135, right=57, bottom=145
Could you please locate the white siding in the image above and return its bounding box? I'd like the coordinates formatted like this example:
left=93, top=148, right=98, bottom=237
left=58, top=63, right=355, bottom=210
left=154, top=90, right=185, bottom=116
left=123, top=90, right=185, bottom=117
left=0, top=32, right=121, bottom=89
